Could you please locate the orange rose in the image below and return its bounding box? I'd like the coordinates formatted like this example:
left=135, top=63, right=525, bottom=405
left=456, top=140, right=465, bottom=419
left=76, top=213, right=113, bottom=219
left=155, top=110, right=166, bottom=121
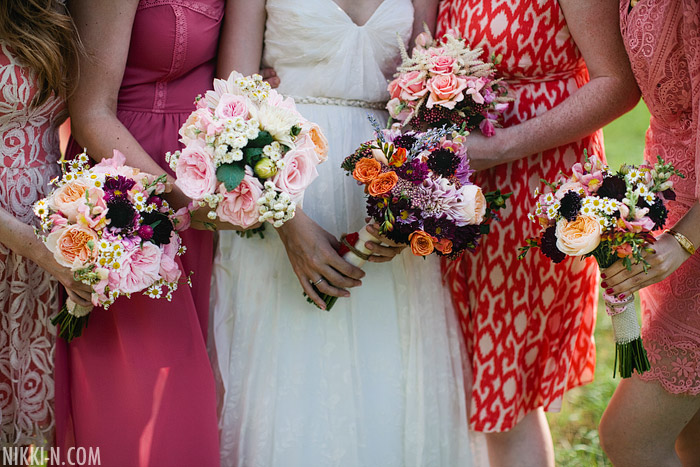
left=434, top=238, right=453, bottom=255
left=352, top=158, right=382, bottom=184
left=46, top=224, right=99, bottom=269
left=367, top=171, right=399, bottom=196
left=50, top=180, right=90, bottom=222
left=409, top=230, right=435, bottom=256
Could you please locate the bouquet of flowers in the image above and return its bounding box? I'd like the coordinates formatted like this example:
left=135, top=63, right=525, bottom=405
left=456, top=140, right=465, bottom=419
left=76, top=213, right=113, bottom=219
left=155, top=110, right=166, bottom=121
left=387, top=29, right=509, bottom=134
left=519, top=152, right=683, bottom=377
left=167, top=72, right=328, bottom=232
left=34, top=151, right=189, bottom=342
left=311, top=120, right=509, bottom=310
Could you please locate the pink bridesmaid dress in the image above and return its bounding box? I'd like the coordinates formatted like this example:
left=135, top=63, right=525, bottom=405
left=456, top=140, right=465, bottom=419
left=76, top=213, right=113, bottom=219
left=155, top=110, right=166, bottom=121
left=55, top=1, right=223, bottom=465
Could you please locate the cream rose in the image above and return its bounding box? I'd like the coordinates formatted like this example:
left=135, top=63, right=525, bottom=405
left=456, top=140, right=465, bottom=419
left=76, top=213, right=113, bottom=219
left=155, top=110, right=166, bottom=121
left=555, top=216, right=602, bottom=256
left=49, top=180, right=91, bottom=223
left=458, top=184, right=487, bottom=225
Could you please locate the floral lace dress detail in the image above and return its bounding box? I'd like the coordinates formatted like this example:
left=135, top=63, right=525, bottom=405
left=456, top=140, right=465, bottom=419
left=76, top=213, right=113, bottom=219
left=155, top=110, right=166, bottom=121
left=620, top=0, right=700, bottom=395
left=0, top=43, right=62, bottom=446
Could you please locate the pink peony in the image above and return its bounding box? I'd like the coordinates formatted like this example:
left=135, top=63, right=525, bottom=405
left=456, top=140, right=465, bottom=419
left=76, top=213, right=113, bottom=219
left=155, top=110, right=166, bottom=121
left=388, top=71, right=428, bottom=101
left=174, top=140, right=217, bottom=200
left=273, top=145, right=319, bottom=202
left=216, top=170, right=263, bottom=229
left=429, top=55, right=457, bottom=75
left=425, top=74, right=468, bottom=109
left=214, top=94, right=251, bottom=120
left=116, top=243, right=162, bottom=294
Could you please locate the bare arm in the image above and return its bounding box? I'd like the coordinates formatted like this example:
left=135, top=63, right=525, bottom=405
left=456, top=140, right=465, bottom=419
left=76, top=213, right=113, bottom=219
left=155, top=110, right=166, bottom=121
left=217, top=0, right=267, bottom=78
left=467, top=0, right=641, bottom=170
left=411, top=0, right=439, bottom=42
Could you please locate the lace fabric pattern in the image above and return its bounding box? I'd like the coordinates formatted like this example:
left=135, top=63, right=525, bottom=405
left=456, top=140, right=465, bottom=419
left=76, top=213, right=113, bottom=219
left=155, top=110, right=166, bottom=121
left=0, top=42, right=62, bottom=446
left=620, top=0, right=700, bottom=395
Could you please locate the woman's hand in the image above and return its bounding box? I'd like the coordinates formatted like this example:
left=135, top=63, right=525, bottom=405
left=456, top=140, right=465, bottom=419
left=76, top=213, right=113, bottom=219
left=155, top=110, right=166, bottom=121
left=277, top=209, right=365, bottom=310
left=364, top=222, right=406, bottom=263
left=601, top=233, right=692, bottom=299
left=463, top=130, right=516, bottom=171
left=259, top=67, right=280, bottom=88
left=39, top=255, right=94, bottom=308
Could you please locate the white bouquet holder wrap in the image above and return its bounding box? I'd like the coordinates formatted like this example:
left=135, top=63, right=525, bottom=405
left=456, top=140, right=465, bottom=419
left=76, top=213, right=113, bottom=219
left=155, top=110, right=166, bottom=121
left=66, top=298, right=94, bottom=318
left=603, top=291, right=651, bottom=378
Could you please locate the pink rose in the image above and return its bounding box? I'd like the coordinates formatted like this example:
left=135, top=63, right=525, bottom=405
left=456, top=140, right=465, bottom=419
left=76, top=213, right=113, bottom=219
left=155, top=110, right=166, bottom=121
left=214, top=94, right=251, bottom=120
left=429, top=55, right=457, bottom=75
left=180, top=108, right=221, bottom=143
left=426, top=74, right=468, bottom=109
left=174, top=140, right=217, bottom=201
left=172, top=206, right=192, bottom=232
left=117, top=243, right=162, bottom=294
left=216, top=170, right=263, bottom=228
left=388, top=71, right=428, bottom=101
left=273, top=145, right=319, bottom=201
left=158, top=234, right=182, bottom=283
left=479, top=118, right=496, bottom=137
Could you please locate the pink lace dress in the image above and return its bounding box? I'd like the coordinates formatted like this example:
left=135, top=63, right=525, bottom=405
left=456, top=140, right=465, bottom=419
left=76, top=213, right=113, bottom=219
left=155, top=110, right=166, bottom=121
left=620, top=0, right=700, bottom=394
left=0, top=42, right=62, bottom=447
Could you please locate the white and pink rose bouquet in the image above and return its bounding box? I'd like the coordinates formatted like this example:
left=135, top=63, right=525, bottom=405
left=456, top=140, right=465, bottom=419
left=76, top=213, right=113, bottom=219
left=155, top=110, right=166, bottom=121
left=34, top=151, right=189, bottom=342
left=387, top=29, right=509, bottom=134
left=519, top=152, right=683, bottom=378
left=166, top=72, right=328, bottom=232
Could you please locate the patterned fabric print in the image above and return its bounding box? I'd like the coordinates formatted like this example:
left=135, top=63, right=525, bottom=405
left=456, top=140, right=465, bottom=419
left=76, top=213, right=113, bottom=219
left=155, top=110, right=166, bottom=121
left=621, top=0, right=700, bottom=395
left=437, top=0, right=601, bottom=432
left=0, top=43, right=62, bottom=446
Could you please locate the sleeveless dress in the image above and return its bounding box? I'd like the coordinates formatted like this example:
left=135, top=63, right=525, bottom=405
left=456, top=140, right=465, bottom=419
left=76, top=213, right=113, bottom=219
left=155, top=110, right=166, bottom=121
left=0, top=42, right=61, bottom=447
left=211, top=1, right=475, bottom=465
left=620, top=0, right=700, bottom=395
left=54, top=1, right=222, bottom=464
left=437, top=1, right=602, bottom=432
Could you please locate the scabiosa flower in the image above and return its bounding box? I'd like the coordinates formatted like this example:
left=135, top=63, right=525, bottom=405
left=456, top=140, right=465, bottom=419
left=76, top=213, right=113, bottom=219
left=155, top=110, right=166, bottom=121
left=392, top=131, right=418, bottom=150
left=451, top=224, right=481, bottom=252
left=422, top=215, right=456, bottom=240
left=106, top=198, right=138, bottom=232
left=558, top=191, right=582, bottom=221
left=396, top=159, right=430, bottom=184
left=104, top=176, right=136, bottom=200
left=597, top=175, right=627, bottom=201
left=540, top=225, right=566, bottom=263
left=647, top=197, right=668, bottom=229
left=426, top=148, right=461, bottom=178
left=140, top=211, right=174, bottom=246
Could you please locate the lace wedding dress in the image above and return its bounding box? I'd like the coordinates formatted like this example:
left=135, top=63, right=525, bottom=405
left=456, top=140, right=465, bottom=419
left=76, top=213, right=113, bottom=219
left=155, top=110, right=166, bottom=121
left=211, top=0, right=477, bottom=466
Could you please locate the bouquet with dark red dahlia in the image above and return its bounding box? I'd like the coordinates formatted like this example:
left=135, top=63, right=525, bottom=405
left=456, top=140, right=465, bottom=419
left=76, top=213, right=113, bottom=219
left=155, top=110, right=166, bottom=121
left=519, top=152, right=683, bottom=378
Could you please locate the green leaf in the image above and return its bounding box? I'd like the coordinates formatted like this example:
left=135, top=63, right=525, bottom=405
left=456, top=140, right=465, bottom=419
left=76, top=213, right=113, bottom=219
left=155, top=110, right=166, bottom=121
left=248, top=130, right=273, bottom=148
left=217, top=163, right=246, bottom=192
left=243, top=147, right=264, bottom=166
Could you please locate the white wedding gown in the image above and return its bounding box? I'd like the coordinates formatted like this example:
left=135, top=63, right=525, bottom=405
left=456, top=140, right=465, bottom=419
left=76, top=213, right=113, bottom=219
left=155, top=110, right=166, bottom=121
left=212, top=1, right=479, bottom=466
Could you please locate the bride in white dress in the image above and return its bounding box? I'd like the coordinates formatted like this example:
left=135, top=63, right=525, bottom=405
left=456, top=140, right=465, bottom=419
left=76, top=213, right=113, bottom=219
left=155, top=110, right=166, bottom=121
left=212, top=0, right=478, bottom=465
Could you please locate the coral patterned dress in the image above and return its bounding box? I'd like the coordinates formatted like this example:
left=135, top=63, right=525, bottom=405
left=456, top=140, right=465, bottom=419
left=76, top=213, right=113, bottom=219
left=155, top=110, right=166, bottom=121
left=621, top=0, right=700, bottom=395
left=438, top=0, right=602, bottom=432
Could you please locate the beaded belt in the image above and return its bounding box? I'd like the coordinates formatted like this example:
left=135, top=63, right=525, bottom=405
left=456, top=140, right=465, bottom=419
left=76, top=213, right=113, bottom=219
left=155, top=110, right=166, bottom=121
left=289, top=95, right=387, bottom=110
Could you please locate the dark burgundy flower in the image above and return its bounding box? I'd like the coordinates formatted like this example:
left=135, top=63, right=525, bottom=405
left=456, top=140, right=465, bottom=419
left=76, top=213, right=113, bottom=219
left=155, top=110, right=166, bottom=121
left=540, top=225, right=566, bottom=263
left=104, top=176, right=136, bottom=200
left=647, top=197, right=668, bottom=229
left=393, top=132, right=418, bottom=150
left=426, top=148, right=460, bottom=178
left=422, top=215, right=456, bottom=240
left=396, top=159, right=429, bottom=184
left=661, top=188, right=676, bottom=201
left=558, top=191, right=582, bottom=221
left=451, top=224, right=481, bottom=253
left=597, top=175, right=627, bottom=201
left=140, top=211, right=174, bottom=246
left=147, top=195, right=164, bottom=210
left=137, top=224, right=154, bottom=241
left=106, top=198, right=138, bottom=232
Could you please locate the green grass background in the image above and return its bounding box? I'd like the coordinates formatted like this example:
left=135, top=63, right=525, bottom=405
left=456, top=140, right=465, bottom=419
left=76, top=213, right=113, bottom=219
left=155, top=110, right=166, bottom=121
left=547, top=101, right=650, bottom=466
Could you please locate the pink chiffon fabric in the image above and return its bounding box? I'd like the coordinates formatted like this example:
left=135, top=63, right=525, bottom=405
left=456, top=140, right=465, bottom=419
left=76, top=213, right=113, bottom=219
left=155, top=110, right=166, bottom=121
left=55, top=1, right=222, bottom=464
left=620, top=0, right=700, bottom=395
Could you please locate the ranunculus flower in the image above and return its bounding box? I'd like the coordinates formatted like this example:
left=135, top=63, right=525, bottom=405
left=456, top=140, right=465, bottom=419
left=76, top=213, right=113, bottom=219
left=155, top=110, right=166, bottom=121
left=174, top=140, right=217, bottom=200
left=426, top=74, right=468, bottom=109
left=555, top=215, right=602, bottom=256
left=434, top=238, right=453, bottom=255
left=273, top=144, right=319, bottom=201
left=46, top=224, right=100, bottom=270
left=216, top=171, right=263, bottom=229
left=430, top=55, right=457, bottom=75
left=49, top=180, right=90, bottom=223
left=117, top=243, right=162, bottom=294
left=388, top=70, right=428, bottom=101
left=352, top=158, right=382, bottom=184
left=367, top=171, right=399, bottom=197
left=300, top=123, right=329, bottom=163
left=457, top=184, right=486, bottom=224
left=409, top=230, right=435, bottom=256
left=214, top=94, right=251, bottom=120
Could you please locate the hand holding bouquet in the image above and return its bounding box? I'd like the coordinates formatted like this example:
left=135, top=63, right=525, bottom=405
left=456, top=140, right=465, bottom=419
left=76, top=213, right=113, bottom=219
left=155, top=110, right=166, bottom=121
left=167, top=72, right=328, bottom=232
left=520, top=152, right=683, bottom=377
left=387, top=28, right=510, bottom=134
left=34, top=151, right=189, bottom=341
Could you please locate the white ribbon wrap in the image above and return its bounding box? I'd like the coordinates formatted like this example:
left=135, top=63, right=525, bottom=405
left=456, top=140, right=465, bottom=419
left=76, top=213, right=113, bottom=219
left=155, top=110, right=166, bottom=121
left=342, top=225, right=378, bottom=268
left=66, top=298, right=94, bottom=318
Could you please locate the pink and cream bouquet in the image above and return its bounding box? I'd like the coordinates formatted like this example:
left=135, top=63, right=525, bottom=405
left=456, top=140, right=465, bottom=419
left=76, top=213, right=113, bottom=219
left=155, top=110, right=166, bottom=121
left=34, top=151, right=189, bottom=341
left=387, top=29, right=509, bottom=134
left=519, top=152, right=683, bottom=377
left=166, top=72, right=328, bottom=232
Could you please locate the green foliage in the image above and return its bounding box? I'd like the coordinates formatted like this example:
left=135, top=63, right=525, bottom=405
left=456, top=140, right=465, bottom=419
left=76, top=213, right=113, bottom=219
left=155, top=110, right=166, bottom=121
left=217, top=163, right=246, bottom=192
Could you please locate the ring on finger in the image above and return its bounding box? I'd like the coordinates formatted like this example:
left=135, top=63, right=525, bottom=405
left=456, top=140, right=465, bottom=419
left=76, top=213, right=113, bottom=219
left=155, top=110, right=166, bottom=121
left=311, top=277, right=324, bottom=286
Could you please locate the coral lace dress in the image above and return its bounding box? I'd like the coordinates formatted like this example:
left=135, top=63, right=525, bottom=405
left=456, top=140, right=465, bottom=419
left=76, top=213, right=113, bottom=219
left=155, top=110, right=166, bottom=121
left=438, top=0, right=602, bottom=432
left=621, top=0, right=700, bottom=395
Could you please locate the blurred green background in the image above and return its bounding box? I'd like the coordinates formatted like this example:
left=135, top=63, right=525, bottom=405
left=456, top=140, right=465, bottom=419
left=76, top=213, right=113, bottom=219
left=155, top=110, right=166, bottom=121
left=547, top=101, right=650, bottom=466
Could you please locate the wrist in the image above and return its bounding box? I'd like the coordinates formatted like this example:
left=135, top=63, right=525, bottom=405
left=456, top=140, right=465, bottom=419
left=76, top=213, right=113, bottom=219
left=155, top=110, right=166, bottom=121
left=665, top=229, right=696, bottom=256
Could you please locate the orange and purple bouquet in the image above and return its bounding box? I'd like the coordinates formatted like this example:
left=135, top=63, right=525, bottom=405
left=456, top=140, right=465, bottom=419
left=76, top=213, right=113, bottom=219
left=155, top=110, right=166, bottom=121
left=519, top=152, right=683, bottom=377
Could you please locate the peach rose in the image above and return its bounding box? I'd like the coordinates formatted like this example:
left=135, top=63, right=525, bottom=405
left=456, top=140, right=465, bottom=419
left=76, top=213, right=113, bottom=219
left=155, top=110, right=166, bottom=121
left=388, top=70, right=428, bottom=101
left=409, top=230, right=435, bottom=256
left=216, top=171, right=263, bottom=229
left=46, top=224, right=99, bottom=270
left=367, top=171, right=399, bottom=197
left=300, top=123, right=329, bottom=163
left=434, top=238, right=453, bottom=255
left=50, top=180, right=90, bottom=223
left=174, top=140, right=217, bottom=201
left=555, top=215, right=602, bottom=256
left=456, top=184, right=486, bottom=225
left=352, top=158, right=382, bottom=184
left=426, top=74, right=468, bottom=109
left=117, top=243, right=162, bottom=294
left=273, top=144, right=319, bottom=202
left=430, top=55, right=457, bottom=75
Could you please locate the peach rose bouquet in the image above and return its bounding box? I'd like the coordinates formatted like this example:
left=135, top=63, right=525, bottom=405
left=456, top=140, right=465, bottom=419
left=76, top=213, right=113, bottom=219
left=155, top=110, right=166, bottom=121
left=519, top=151, right=684, bottom=378
left=166, top=72, right=327, bottom=234
left=387, top=29, right=510, bottom=134
left=34, top=151, right=189, bottom=342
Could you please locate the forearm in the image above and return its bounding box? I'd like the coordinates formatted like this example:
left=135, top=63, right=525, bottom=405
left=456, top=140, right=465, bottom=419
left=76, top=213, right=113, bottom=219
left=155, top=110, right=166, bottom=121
left=0, top=207, right=50, bottom=266
left=666, top=201, right=700, bottom=249
left=217, top=0, right=266, bottom=78
left=411, top=0, right=439, bottom=40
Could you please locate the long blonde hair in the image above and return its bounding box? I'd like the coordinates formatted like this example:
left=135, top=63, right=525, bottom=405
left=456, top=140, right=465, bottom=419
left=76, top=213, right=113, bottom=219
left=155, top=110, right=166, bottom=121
left=0, top=0, right=81, bottom=107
